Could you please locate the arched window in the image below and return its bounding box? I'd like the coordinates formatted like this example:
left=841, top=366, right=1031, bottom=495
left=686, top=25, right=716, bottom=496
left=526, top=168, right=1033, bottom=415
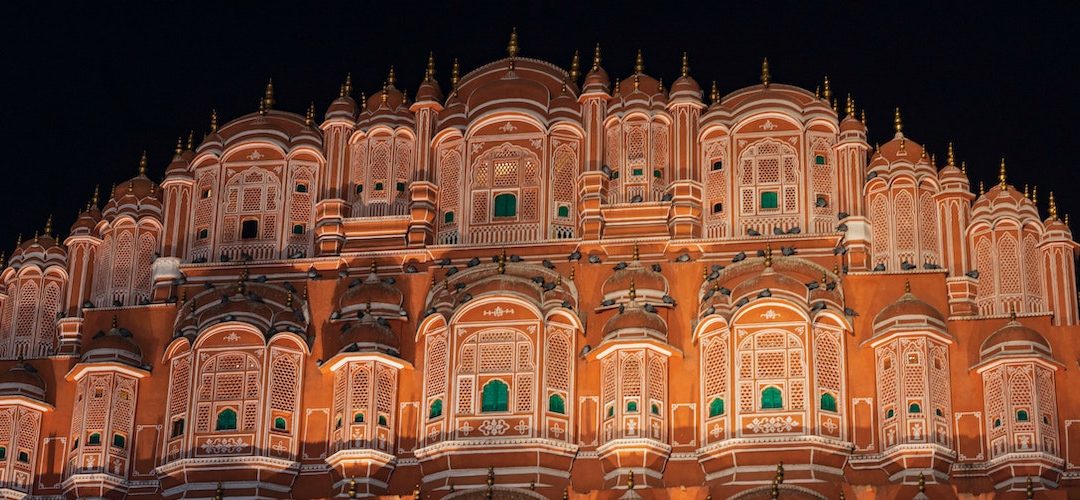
left=292, top=224, right=304, bottom=235
left=429, top=399, right=443, bottom=419
left=481, top=380, right=509, bottom=412
left=709, top=398, right=725, bottom=418
left=335, top=415, right=343, bottom=429
left=1016, top=410, right=1030, bottom=422
left=814, top=155, right=826, bottom=165
left=626, top=401, right=638, bottom=413
left=712, top=202, right=723, bottom=213
left=886, top=408, right=895, bottom=419
left=112, top=434, right=126, bottom=448
left=712, top=160, right=723, bottom=171
left=820, top=393, right=837, bottom=412
left=493, top=193, right=517, bottom=218
left=377, top=415, right=388, bottom=427
left=607, top=405, right=615, bottom=418
left=215, top=409, right=238, bottom=431
left=994, top=418, right=1002, bottom=428
left=273, top=417, right=287, bottom=431
left=171, top=419, right=184, bottom=437
left=548, top=394, right=566, bottom=414
left=761, top=387, right=783, bottom=409
left=241, top=219, right=259, bottom=239
left=88, top=433, right=101, bottom=446
left=295, top=183, right=308, bottom=193
left=0, top=446, right=7, bottom=460
left=760, top=191, right=779, bottom=209
left=354, top=412, right=365, bottom=423
left=17, top=451, right=28, bottom=464
left=444, top=211, right=455, bottom=223
left=651, top=403, right=661, bottom=416
left=557, top=205, right=570, bottom=218
left=908, top=403, right=922, bottom=414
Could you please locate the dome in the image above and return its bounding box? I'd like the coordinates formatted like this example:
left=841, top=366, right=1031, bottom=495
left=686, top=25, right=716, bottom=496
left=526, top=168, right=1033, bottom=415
left=10, top=229, right=66, bottom=270
left=670, top=74, right=701, bottom=97
left=0, top=363, right=47, bottom=401
left=341, top=319, right=399, bottom=352
left=325, top=96, right=357, bottom=121
left=338, top=269, right=404, bottom=315
left=873, top=289, right=946, bottom=326
left=731, top=266, right=806, bottom=301
left=601, top=303, right=667, bottom=340
left=69, top=206, right=102, bottom=236
left=582, top=65, right=609, bottom=93
left=548, top=86, right=581, bottom=122
left=415, top=73, right=444, bottom=104
left=979, top=318, right=1053, bottom=363
left=214, top=110, right=323, bottom=151
left=601, top=261, right=668, bottom=302
left=970, top=167, right=1041, bottom=224
left=82, top=319, right=144, bottom=367
left=839, top=115, right=865, bottom=133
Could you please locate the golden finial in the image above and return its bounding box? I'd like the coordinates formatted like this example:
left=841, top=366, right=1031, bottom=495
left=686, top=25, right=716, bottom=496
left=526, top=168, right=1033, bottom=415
left=262, top=78, right=275, bottom=112
left=894, top=107, right=903, bottom=135
left=44, top=214, right=53, bottom=237
left=633, top=74, right=640, bottom=90
left=998, top=157, right=1007, bottom=190
left=822, top=75, right=831, bottom=101
left=1049, top=191, right=1058, bottom=219
left=831, top=97, right=838, bottom=113
left=1026, top=476, right=1034, bottom=499
left=839, top=491, right=845, bottom=500
left=899, top=137, right=906, bottom=152
left=680, top=52, right=689, bottom=77
left=979, top=181, right=985, bottom=196
left=359, top=92, right=367, bottom=108
left=832, top=263, right=840, bottom=276
left=703, top=267, right=710, bottom=280
left=305, top=102, right=315, bottom=126
left=860, top=109, right=866, bottom=124
left=347, top=477, right=357, bottom=498
left=904, top=279, right=911, bottom=294
left=138, top=150, right=148, bottom=175
left=626, top=470, right=635, bottom=490
left=487, top=466, right=495, bottom=486
left=628, top=277, right=637, bottom=301
left=634, top=49, right=644, bottom=74
left=947, top=142, right=956, bottom=167
left=507, top=27, right=519, bottom=58
left=930, top=153, right=937, bottom=169
left=845, top=94, right=855, bottom=118
left=1010, top=304, right=1018, bottom=320
left=425, top=52, right=436, bottom=82
left=186, top=130, right=194, bottom=151
left=570, top=50, right=580, bottom=82
left=344, top=72, right=353, bottom=96
left=961, top=160, right=967, bottom=175
left=770, top=479, right=779, bottom=499
left=91, top=185, right=100, bottom=207
left=776, top=461, right=784, bottom=484
left=814, top=85, right=820, bottom=99
left=174, top=137, right=183, bottom=157
left=414, top=484, right=422, bottom=500
left=498, top=249, right=506, bottom=274
left=210, top=108, right=218, bottom=133
left=1032, top=185, right=1038, bottom=205
left=370, top=259, right=377, bottom=275
left=632, top=243, right=639, bottom=261
left=386, top=66, right=396, bottom=88
left=14, top=234, right=21, bottom=247
left=917, top=473, right=925, bottom=493
left=302, top=285, right=309, bottom=301
left=1066, top=213, right=1070, bottom=226
left=563, top=488, right=569, bottom=500
left=285, top=290, right=293, bottom=308
left=920, top=145, right=927, bottom=161
left=760, top=58, right=770, bottom=87
left=592, top=43, right=602, bottom=71
left=214, top=482, right=224, bottom=500
left=1024, top=184, right=1030, bottom=199
left=710, top=81, right=719, bottom=104
left=451, top=58, right=460, bottom=87
left=658, top=77, right=665, bottom=94
left=569, top=266, right=575, bottom=281
left=764, top=243, right=773, bottom=267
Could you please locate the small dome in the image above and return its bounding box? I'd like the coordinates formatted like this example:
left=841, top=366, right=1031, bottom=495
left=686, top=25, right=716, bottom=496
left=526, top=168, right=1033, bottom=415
left=601, top=261, right=668, bottom=302
left=325, top=96, right=358, bottom=121
left=341, top=319, right=399, bottom=353
left=69, top=207, right=102, bottom=236
left=979, top=319, right=1053, bottom=363
left=839, top=115, right=866, bottom=133
left=582, top=66, right=610, bottom=93
left=601, top=303, right=667, bottom=340
left=732, top=266, right=806, bottom=301
left=338, top=269, right=404, bottom=315
left=415, top=79, right=444, bottom=104
left=0, top=363, right=47, bottom=401
left=83, top=320, right=143, bottom=367
left=873, top=290, right=946, bottom=326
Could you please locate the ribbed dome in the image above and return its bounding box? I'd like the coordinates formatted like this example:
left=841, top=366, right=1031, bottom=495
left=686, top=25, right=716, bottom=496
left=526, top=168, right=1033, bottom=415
left=83, top=320, right=143, bottom=367
left=338, top=270, right=404, bottom=315
left=325, top=96, right=358, bottom=120
left=601, top=303, right=667, bottom=340
left=0, top=363, right=47, bottom=401
left=601, top=261, right=668, bottom=302
left=874, top=291, right=946, bottom=325
left=341, top=320, right=399, bottom=352
left=415, top=79, right=444, bottom=104
left=839, top=115, right=866, bottom=133
left=732, top=266, right=805, bottom=301
left=979, top=319, right=1052, bottom=363
left=69, top=207, right=102, bottom=236
left=582, top=66, right=610, bottom=93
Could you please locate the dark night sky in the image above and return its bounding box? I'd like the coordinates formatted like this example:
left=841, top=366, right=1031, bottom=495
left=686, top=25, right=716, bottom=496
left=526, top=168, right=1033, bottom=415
left=3, top=2, right=1078, bottom=248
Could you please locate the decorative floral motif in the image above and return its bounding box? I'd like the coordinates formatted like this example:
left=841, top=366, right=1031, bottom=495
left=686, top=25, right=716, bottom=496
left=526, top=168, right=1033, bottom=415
left=747, top=416, right=798, bottom=434
left=514, top=420, right=529, bottom=434
left=246, top=150, right=264, bottom=160
left=482, top=306, right=515, bottom=318
left=201, top=437, right=250, bottom=454
left=761, top=309, right=780, bottom=320
left=478, top=419, right=509, bottom=436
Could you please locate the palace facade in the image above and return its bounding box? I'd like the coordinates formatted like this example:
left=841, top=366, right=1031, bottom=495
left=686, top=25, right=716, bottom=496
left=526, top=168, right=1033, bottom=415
left=1, top=32, right=1078, bottom=498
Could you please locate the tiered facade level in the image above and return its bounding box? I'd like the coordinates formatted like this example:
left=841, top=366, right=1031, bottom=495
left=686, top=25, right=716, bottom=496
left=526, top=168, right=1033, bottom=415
left=0, top=36, right=1078, bottom=498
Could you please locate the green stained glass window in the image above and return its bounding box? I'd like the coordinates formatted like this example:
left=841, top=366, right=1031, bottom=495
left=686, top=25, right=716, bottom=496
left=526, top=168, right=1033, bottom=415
left=761, top=387, right=783, bottom=409
left=821, top=393, right=837, bottom=412
left=493, top=193, right=517, bottom=217
left=761, top=191, right=779, bottom=209
left=481, top=380, right=509, bottom=412
left=709, top=398, right=725, bottom=417
left=549, top=394, right=565, bottom=414
left=215, top=409, right=237, bottom=431
left=429, top=399, right=443, bottom=419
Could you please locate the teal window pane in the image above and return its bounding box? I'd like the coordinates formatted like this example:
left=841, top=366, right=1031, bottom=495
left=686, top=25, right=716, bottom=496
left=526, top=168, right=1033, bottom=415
left=908, top=403, right=922, bottom=414
left=820, top=393, right=837, bottom=412
left=493, top=194, right=517, bottom=217
left=429, top=399, right=443, bottom=419
left=215, top=409, right=237, bottom=431
left=760, top=191, right=779, bottom=209
left=274, top=417, right=287, bottom=431
left=481, top=380, right=509, bottom=412
left=557, top=205, right=570, bottom=218
left=626, top=401, right=638, bottom=413
left=761, top=387, right=783, bottom=409
left=1017, top=410, right=1029, bottom=422
left=709, top=398, right=725, bottom=417
left=378, top=415, right=388, bottom=426
left=354, top=413, right=365, bottom=423
left=815, top=155, right=826, bottom=165
left=549, top=394, right=566, bottom=414
left=113, top=434, right=126, bottom=448
left=444, top=211, right=454, bottom=223
left=88, top=433, right=101, bottom=446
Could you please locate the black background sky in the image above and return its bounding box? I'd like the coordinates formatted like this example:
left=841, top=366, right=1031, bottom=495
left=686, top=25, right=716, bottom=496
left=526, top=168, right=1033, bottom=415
left=2, top=1, right=1078, bottom=250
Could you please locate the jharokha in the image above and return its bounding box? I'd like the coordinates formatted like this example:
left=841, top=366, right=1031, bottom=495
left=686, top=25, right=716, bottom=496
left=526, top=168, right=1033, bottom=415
left=1, top=33, right=1078, bottom=500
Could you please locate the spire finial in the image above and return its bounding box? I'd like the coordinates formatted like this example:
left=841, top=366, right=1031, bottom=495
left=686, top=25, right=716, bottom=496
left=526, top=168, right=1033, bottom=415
left=845, top=93, right=855, bottom=118
left=344, top=72, right=353, bottom=95
left=760, top=58, right=770, bottom=87
left=860, top=109, right=866, bottom=124
left=626, top=470, right=635, bottom=490
left=894, top=107, right=903, bottom=135
left=979, top=181, right=985, bottom=196
left=710, top=81, right=719, bottom=104
left=632, top=243, right=639, bottom=261
left=451, top=58, right=460, bottom=87
left=91, top=185, right=100, bottom=207
left=628, top=277, right=637, bottom=301
left=634, top=49, right=644, bottom=74
left=386, top=66, right=396, bottom=88
left=1010, top=304, right=1017, bottom=320
left=904, top=279, right=911, bottom=294
left=999, top=157, right=1007, bottom=190
left=570, top=50, right=581, bottom=82
left=425, top=52, right=436, bottom=82
left=822, top=75, right=831, bottom=101
left=1033, top=185, right=1039, bottom=204
left=262, top=78, right=275, bottom=113
left=507, top=27, right=519, bottom=58
left=305, top=102, right=315, bottom=126
left=1024, top=184, right=1031, bottom=199
left=174, top=136, right=183, bottom=157
left=947, top=142, right=956, bottom=167
left=1049, top=191, right=1058, bottom=219
left=210, top=108, right=218, bottom=133
left=1026, top=476, right=1034, bottom=499
left=44, top=214, right=53, bottom=236
left=764, top=243, right=773, bottom=267
left=917, top=473, right=925, bottom=493
left=680, top=52, right=689, bottom=77
left=592, top=43, right=601, bottom=71
left=138, top=150, right=148, bottom=175
left=961, top=160, right=967, bottom=175
left=183, top=130, right=193, bottom=151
